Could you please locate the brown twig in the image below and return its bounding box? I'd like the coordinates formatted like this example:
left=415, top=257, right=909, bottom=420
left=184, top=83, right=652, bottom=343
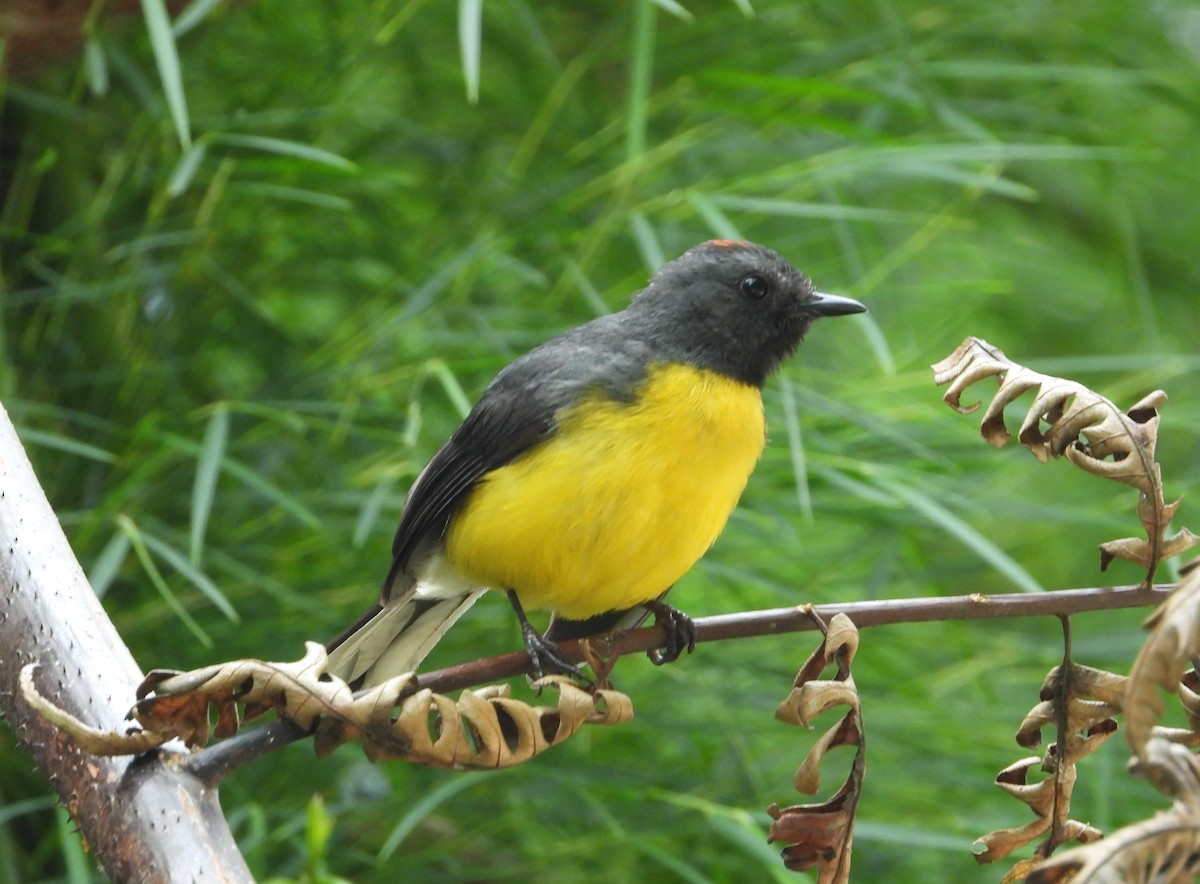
left=184, top=582, right=1172, bottom=782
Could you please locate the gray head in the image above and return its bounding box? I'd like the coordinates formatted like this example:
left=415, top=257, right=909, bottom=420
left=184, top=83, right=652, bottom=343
left=626, top=240, right=865, bottom=386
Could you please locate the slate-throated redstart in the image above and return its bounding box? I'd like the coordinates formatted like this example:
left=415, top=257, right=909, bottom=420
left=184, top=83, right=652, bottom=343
left=326, top=240, right=866, bottom=685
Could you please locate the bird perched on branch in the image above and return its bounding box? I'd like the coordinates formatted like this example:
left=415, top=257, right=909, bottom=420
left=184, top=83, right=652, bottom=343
left=326, top=240, right=865, bottom=686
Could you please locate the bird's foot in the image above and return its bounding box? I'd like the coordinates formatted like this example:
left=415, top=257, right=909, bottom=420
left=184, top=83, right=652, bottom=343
left=507, top=591, right=593, bottom=687
left=644, top=600, right=696, bottom=665
left=519, top=620, right=592, bottom=684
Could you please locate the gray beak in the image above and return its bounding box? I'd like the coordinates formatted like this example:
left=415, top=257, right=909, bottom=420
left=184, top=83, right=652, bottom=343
left=807, top=291, right=867, bottom=317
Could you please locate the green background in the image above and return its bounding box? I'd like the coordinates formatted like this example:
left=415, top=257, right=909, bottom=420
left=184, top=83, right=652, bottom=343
left=3, top=1, right=1199, bottom=880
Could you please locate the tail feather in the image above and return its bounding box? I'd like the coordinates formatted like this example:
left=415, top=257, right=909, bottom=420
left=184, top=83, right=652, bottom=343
left=325, top=590, right=485, bottom=687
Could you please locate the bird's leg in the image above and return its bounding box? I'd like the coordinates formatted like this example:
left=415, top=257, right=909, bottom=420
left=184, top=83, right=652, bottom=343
left=643, top=599, right=697, bottom=665
left=506, top=591, right=591, bottom=684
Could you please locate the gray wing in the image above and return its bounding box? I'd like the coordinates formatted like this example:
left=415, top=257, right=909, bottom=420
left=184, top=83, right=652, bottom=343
left=381, top=313, right=651, bottom=600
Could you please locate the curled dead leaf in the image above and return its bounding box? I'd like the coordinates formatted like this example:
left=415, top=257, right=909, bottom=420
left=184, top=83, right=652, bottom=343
left=1015, top=664, right=1122, bottom=760
left=18, top=665, right=166, bottom=756
left=1126, top=565, right=1200, bottom=786
left=1177, top=670, right=1200, bottom=737
left=770, top=612, right=864, bottom=884
left=790, top=711, right=860, bottom=796
left=1026, top=804, right=1200, bottom=884
left=975, top=758, right=1102, bottom=867
left=977, top=659, right=1116, bottom=874
left=768, top=784, right=855, bottom=881
left=933, top=336, right=1199, bottom=584
left=21, top=643, right=632, bottom=770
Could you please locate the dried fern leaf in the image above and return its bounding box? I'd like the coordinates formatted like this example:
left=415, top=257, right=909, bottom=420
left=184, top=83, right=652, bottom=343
left=932, top=336, right=1198, bottom=583
left=1027, top=804, right=1200, bottom=884
left=974, top=758, right=1101, bottom=866
left=20, top=643, right=632, bottom=769
left=1016, top=664, right=1122, bottom=763
left=1130, top=736, right=1200, bottom=815
left=769, top=613, right=864, bottom=884
left=984, top=758, right=1055, bottom=863
left=18, top=665, right=167, bottom=756
left=1126, top=563, right=1200, bottom=777
left=976, top=661, right=1115, bottom=871
left=1177, top=669, right=1200, bottom=738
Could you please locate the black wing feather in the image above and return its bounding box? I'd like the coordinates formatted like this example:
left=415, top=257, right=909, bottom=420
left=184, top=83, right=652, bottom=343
left=381, top=388, right=556, bottom=599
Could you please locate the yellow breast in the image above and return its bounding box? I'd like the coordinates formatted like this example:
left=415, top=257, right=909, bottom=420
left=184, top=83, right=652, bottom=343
left=442, top=363, right=766, bottom=619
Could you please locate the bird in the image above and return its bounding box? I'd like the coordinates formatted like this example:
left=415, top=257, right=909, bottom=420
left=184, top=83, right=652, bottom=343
left=325, top=240, right=866, bottom=688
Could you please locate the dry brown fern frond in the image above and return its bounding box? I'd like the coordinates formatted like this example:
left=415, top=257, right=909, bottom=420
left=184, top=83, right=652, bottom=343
left=19, top=642, right=631, bottom=769
left=974, top=659, right=1115, bottom=877
left=768, top=612, right=865, bottom=884
left=933, top=336, right=1198, bottom=584
left=1021, top=561, right=1200, bottom=881
left=1027, top=800, right=1200, bottom=883
left=1126, top=560, right=1200, bottom=771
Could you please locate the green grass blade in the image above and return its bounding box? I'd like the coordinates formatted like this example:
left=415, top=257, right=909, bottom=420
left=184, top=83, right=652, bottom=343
left=810, top=463, right=898, bottom=507
left=777, top=375, right=813, bottom=521
left=855, top=311, right=895, bottom=376
left=650, top=0, right=694, bottom=21
left=0, top=796, right=56, bottom=826
left=854, top=820, right=970, bottom=851
left=117, top=515, right=212, bottom=646
left=16, top=428, right=116, bottom=463
left=688, top=191, right=743, bottom=240
left=564, top=260, right=611, bottom=316
left=83, top=38, right=109, bottom=97
left=55, top=806, right=92, bottom=884
left=190, top=404, right=229, bottom=566
left=162, top=433, right=323, bottom=529
left=166, top=143, right=207, bottom=197
left=353, top=478, right=395, bottom=548
left=218, top=456, right=323, bottom=529
left=173, top=0, right=225, bottom=37
left=703, top=814, right=794, bottom=882
left=377, top=772, right=491, bottom=860
left=627, top=841, right=710, bottom=883
left=874, top=472, right=1046, bottom=594
left=425, top=359, right=473, bottom=418
left=625, top=0, right=655, bottom=162
left=458, top=0, right=483, bottom=103
left=709, top=194, right=914, bottom=222
left=649, top=792, right=792, bottom=882
left=139, top=524, right=239, bottom=622
left=88, top=530, right=132, bottom=599
left=211, top=133, right=357, bottom=171
left=140, top=0, right=191, bottom=150
left=925, top=60, right=1160, bottom=86
left=811, top=179, right=900, bottom=375
left=399, top=238, right=486, bottom=319
left=232, top=183, right=352, bottom=210
left=629, top=212, right=664, bottom=270
left=375, top=0, right=432, bottom=44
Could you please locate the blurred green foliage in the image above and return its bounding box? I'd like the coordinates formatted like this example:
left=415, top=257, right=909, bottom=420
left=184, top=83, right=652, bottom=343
left=2, top=0, right=1199, bottom=880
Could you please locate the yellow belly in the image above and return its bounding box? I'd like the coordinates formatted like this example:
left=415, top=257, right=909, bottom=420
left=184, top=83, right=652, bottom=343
left=442, top=363, right=766, bottom=619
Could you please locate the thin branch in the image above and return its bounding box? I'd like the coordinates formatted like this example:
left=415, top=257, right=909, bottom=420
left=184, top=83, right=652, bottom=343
left=184, top=582, right=1171, bottom=779
left=420, top=584, right=1169, bottom=692
left=186, top=717, right=310, bottom=784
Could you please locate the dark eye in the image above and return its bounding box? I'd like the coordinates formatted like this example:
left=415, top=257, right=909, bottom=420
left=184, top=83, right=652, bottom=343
left=739, top=274, right=770, bottom=300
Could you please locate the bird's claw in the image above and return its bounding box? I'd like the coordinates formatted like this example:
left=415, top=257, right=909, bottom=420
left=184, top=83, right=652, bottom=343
left=520, top=621, right=593, bottom=688
left=644, top=600, right=696, bottom=665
